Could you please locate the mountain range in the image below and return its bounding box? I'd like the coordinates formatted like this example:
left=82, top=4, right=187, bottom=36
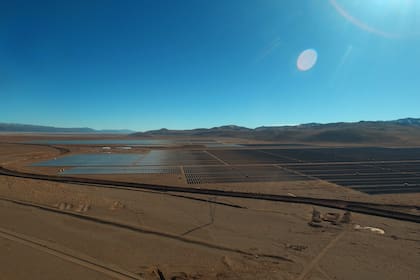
left=131, top=118, right=420, bottom=144
left=0, top=123, right=133, bottom=134
left=2, top=118, right=420, bottom=144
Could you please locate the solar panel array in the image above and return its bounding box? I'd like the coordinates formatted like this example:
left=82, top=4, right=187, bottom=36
left=208, top=150, right=291, bottom=164
left=183, top=166, right=306, bottom=184
left=137, top=150, right=221, bottom=165
left=33, top=150, right=221, bottom=167
left=261, top=147, right=420, bottom=163
left=62, top=166, right=181, bottom=175
left=206, top=148, right=420, bottom=194
left=284, top=162, right=420, bottom=194
left=31, top=146, right=420, bottom=194
left=33, top=154, right=143, bottom=167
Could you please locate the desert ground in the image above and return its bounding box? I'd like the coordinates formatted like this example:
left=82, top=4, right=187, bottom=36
left=0, top=134, right=419, bottom=280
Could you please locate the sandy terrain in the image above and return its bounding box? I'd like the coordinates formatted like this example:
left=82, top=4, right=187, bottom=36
left=0, top=134, right=419, bottom=279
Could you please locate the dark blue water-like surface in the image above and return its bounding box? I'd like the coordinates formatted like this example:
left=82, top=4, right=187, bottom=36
left=62, top=166, right=181, bottom=175
left=32, top=150, right=221, bottom=167
left=32, top=154, right=143, bottom=166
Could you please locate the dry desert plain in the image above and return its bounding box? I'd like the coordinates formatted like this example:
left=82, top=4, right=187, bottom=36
left=0, top=134, right=419, bottom=280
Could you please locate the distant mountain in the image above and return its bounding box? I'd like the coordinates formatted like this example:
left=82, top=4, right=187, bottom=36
left=389, top=118, right=420, bottom=126
left=3, top=118, right=420, bottom=144
left=133, top=125, right=252, bottom=138
left=131, top=118, right=420, bottom=144
left=0, top=123, right=133, bottom=134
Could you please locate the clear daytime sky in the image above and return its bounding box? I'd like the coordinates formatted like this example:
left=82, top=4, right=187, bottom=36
left=1, top=0, right=419, bottom=131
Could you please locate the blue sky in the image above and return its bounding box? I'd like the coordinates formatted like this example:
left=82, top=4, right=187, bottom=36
left=1, top=0, right=419, bottom=131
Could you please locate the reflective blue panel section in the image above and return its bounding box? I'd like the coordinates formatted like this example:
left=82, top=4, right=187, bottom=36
left=61, top=166, right=181, bottom=175
left=32, top=150, right=221, bottom=167
left=32, top=154, right=144, bottom=166
left=136, top=150, right=220, bottom=165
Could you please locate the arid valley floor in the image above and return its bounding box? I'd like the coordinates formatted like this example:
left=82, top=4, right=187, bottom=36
left=0, top=134, right=419, bottom=280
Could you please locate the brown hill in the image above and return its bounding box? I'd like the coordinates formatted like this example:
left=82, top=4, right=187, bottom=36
left=131, top=118, right=420, bottom=145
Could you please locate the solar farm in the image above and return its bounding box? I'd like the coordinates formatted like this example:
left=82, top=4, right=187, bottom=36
left=32, top=146, right=420, bottom=195
left=2, top=136, right=420, bottom=280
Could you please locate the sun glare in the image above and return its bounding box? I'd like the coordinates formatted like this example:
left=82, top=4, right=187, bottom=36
left=297, top=49, right=318, bottom=71
left=329, top=0, right=419, bottom=38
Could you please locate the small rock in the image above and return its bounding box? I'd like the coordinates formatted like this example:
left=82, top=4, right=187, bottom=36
left=286, top=244, right=307, bottom=251
left=75, top=203, right=90, bottom=213
left=340, top=211, right=352, bottom=224
left=354, top=224, right=385, bottom=235
left=110, top=200, right=125, bottom=210
left=311, top=208, right=322, bottom=223
left=323, top=212, right=341, bottom=225
left=308, top=221, right=323, bottom=228
left=170, top=272, right=189, bottom=280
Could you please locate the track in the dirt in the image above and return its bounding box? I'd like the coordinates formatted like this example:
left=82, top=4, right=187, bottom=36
left=0, top=226, right=142, bottom=279
left=0, top=196, right=292, bottom=262
left=1, top=166, right=419, bottom=224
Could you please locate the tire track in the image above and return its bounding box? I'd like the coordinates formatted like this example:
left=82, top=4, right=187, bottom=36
left=0, top=196, right=293, bottom=263
left=0, top=226, right=142, bottom=280
left=295, top=231, right=346, bottom=280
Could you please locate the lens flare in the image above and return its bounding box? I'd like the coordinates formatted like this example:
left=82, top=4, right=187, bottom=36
left=297, top=49, right=318, bottom=71
left=329, top=0, right=420, bottom=38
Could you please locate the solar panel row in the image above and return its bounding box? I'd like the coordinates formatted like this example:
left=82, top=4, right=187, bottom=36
left=31, top=147, right=420, bottom=194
